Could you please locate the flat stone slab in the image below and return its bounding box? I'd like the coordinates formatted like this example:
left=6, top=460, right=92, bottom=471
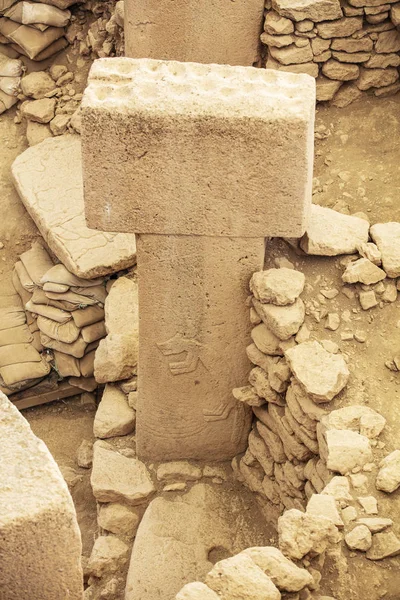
left=0, top=391, right=83, bottom=600
left=11, top=135, right=136, bottom=279
left=125, top=482, right=273, bottom=600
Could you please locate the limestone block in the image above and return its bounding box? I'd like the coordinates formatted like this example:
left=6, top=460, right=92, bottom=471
left=176, top=583, right=220, bottom=600
left=318, top=428, right=373, bottom=474
left=306, top=494, right=344, bottom=527
left=269, top=42, right=313, bottom=65
left=124, top=0, right=265, bottom=66
left=356, top=67, right=399, bottom=90
left=94, top=333, right=138, bottom=383
left=376, top=450, right=400, bottom=493
left=252, top=298, right=305, bottom=340
left=264, top=11, right=295, bottom=35
left=93, top=384, right=136, bottom=438
left=345, top=525, right=372, bottom=551
left=87, top=535, right=130, bottom=577
left=322, top=59, right=360, bottom=81
left=316, top=17, right=363, bottom=38
left=331, top=37, right=373, bottom=52
left=375, top=29, right=400, bottom=52
left=11, top=136, right=136, bottom=278
left=370, top=222, right=400, bottom=278
left=266, top=56, right=319, bottom=78
left=315, top=76, right=342, bottom=101
left=82, top=58, right=315, bottom=239
left=271, top=0, right=342, bottom=22
left=241, top=546, right=313, bottom=592
left=0, top=391, right=83, bottom=600
left=105, top=276, right=138, bottom=336
left=98, top=503, right=140, bottom=536
left=366, top=532, right=400, bottom=560
left=278, top=508, right=341, bottom=560
left=125, top=483, right=271, bottom=600
left=134, top=234, right=260, bottom=461
left=250, top=268, right=305, bottom=306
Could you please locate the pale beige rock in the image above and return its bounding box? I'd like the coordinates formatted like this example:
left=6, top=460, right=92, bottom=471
left=345, top=525, right=372, bottom=551
left=91, top=442, right=155, bottom=505
left=342, top=257, right=386, bottom=284
left=272, top=0, right=342, bottom=22
left=233, top=386, right=265, bottom=407
left=21, top=97, right=56, bottom=123
left=157, top=461, right=202, bottom=482
left=261, top=32, right=296, bottom=48
left=125, top=0, right=265, bottom=66
left=332, top=50, right=370, bottom=63
left=83, top=60, right=314, bottom=239
left=289, top=380, right=328, bottom=421
left=342, top=506, right=358, bottom=524
left=366, top=532, right=400, bottom=560
left=94, top=333, right=138, bottom=383
left=331, top=82, right=363, bottom=107
left=324, top=405, right=386, bottom=439
left=306, top=494, right=344, bottom=527
left=76, top=439, right=93, bottom=468
left=316, top=76, right=342, bottom=101
left=278, top=509, right=341, bottom=560
left=176, top=583, right=220, bottom=600
left=266, top=56, right=319, bottom=77
left=93, top=384, right=136, bottom=438
left=376, top=450, right=400, bottom=493
left=98, top=503, right=140, bottom=536
left=50, top=114, right=70, bottom=135
left=300, top=205, right=369, bottom=255
left=365, top=53, right=400, bottom=68
left=251, top=323, right=286, bottom=356
left=25, top=120, right=52, bottom=146
left=264, top=11, right=295, bottom=34
left=87, top=535, right=129, bottom=577
left=0, top=392, right=83, bottom=600
left=126, top=483, right=271, bottom=600
left=285, top=341, right=350, bottom=403
left=331, top=37, right=373, bottom=52
left=205, top=554, right=281, bottom=600
left=248, top=429, right=275, bottom=477
left=359, top=290, right=378, bottom=310
left=322, top=59, right=360, bottom=81
left=21, top=71, right=56, bottom=98
left=370, top=222, right=400, bottom=278
left=250, top=268, right=305, bottom=306
left=357, top=67, right=399, bottom=90
left=249, top=367, right=284, bottom=405
left=269, top=42, right=313, bottom=65
left=11, top=136, right=136, bottom=278
left=321, top=476, right=353, bottom=504
left=105, top=277, right=138, bottom=336
left=253, top=298, right=305, bottom=340
left=241, top=546, right=313, bottom=592
left=319, top=428, right=373, bottom=474
left=317, top=17, right=363, bottom=38
left=357, top=518, right=393, bottom=533
left=375, top=29, right=400, bottom=52
left=312, top=37, right=331, bottom=55
left=356, top=242, right=382, bottom=265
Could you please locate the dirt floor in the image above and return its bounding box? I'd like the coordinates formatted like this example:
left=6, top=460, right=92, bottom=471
left=1, top=66, right=400, bottom=596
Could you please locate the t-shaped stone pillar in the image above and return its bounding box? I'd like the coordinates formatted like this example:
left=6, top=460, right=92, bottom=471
left=81, top=58, right=315, bottom=461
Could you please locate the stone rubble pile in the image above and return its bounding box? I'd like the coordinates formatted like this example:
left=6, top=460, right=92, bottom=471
left=261, top=0, right=400, bottom=105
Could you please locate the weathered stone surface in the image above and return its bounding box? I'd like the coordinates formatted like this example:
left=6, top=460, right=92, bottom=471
left=285, top=341, right=349, bottom=403
left=125, top=0, right=265, bottom=66
left=253, top=298, right=305, bottom=340
left=357, top=67, right=399, bottom=90
left=370, top=222, right=400, bottom=277
left=266, top=56, right=319, bottom=78
left=331, top=37, right=373, bottom=52
left=21, top=71, right=56, bottom=99
left=321, top=476, right=353, bottom=504
left=25, top=121, right=52, bottom=146
left=11, top=136, right=136, bottom=278
left=269, top=42, right=313, bottom=65
left=356, top=241, right=382, bottom=265
left=21, top=98, right=56, bottom=123
left=249, top=367, right=284, bottom=405
left=157, top=461, right=203, bottom=482
left=206, top=554, right=281, bottom=600
left=345, top=525, right=372, bottom=551
left=98, top=503, right=140, bottom=536
left=323, top=406, right=386, bottom=439
left=91, top=442, right=155, bottom=505
left=300, top=205, right=369, bottom=255
left=306, top=494, right=344, bottom=527
left=87, top=535, right=129, bottom=577
left=105, top=276, right=138, bottom=336
left=93, top=384, right=136, bottom=438
left=358, top=496, right=378, bottom=514
left=278, top=509, right=341, bottom=560
left=332, top=51, right=371, bottom=63
left=359, top=290, right=378, bottom=310
left=319, top=428, right=373, bottom=474
left=342, top=257, right=386, bottom=284
left=251, top=323, right=289, bottom=356
left=76, top=439, right=93, bottom=468
left=241, top=546, right=313, bottom=592
left=272, top=0, right=342, bottom=22
left=376, top=450, right=400, bottom=493
left=357, top=518, right=393, bottom=533
left=289, top=380, right=328, bottom=421
left=250, top=268, right=305, bottom=306
left=264, top=11, right=295, bottom=34
left=375, top=29, right=400, bottom=52
left=316, top=76, right=342, bottom=101
left=365, top=53, right=400, bottom=68
left=176, top=582, right=220, bottom=600
left=322, top=59, right=360, bottom=81
left=82, top=58, right=315, bottom=239
left=233, top=385, right=265, bottom=407
left=261, top=32, right=296, bottom=48
left=317, top=16, right=363, bottom=37
left=0, top=392, right=83, bottom=600
left=126, top=483, right=271, bottom=600
left=366, top=532, right=400, bottom=560
left=331, top=82, right=363, bottom=107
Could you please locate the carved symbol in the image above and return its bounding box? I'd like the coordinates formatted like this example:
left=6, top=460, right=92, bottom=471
left=157, top=333, right=204, bottom=375
left=203, top=403, right=234, bottom=422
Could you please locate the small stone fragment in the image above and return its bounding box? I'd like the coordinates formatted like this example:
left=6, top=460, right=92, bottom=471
left=93, top=384, right=135, bottom=439
left=278, top=509, right=341, bottom=560
left=342, top=506, right=358, bottom=524
left=359, top=290, right=378, bottom=310
left=345, top=525, right=372, bottom=551
left=358, top=496, right=378, bottom=515
left=250, top=268, right=305, bottom=306
left=370, top=222, right=400, bottom=278
left=366, top=532, right=400, bottom=560
left=98, top=503, right=140, bottom=536
left=342, top=258, right=386, bottom=285
left=176, top=582, right=220, bottom=600
left=321, top=476, right=353, bottom=504
left=76, top=439, right=93, bottom=469
left=320, top=429, right=373, bottom=474
left=325, top=313, right=340, bottom=331
left=233, top=385, right=265, bottom=407
left=241, top=546, right=313, bottom=592
left=21, top=72, right=56, bottom=99
left=264, top=10, right=295, bottom=35
left=356, top=242, right=382, bottom=265
left=87, top=535, right=129, bottom=577
left=21, top=98, right=56, bottom=124
left=306, top=494, right=344, bottom=527
left=356, top=518, right=393, bottom=533
left=253, top=298, right=305, bottom=340
left=156, top=461, right=202, bottom=482
left=376, top=450, right=400, bottom=493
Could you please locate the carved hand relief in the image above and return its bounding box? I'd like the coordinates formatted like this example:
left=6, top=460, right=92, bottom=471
left=157, top=333, right=204, bottom=375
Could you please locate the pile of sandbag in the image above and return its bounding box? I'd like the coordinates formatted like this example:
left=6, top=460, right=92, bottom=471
left=12, top=241, right=108, bottom=394
left=0, top=52, right=22, bottom=113
left=0, top=0, right=75, bottom=62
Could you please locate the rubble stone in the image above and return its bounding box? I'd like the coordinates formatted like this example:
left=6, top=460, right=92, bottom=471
left=370, top=222, right=400, bottom=278
left=271, top=0, right=343, bottom=22
left=21, top=72, right=56, bottom=99
left=376, top=450, right=400, bottom=493
left=285, top=341, right=349, bottom=403
left=317, top=16, right=363, bottom=38
left=253, top=298, right=305, bottom=340
left=306, top=494, right=344, bottom=527
left=98, top=503, right=140, bottom=536
left=250, top=268, right=305, bottom=306
left=322, top=59, right=360, bottom=81
left=358, top=496, right=378, bottom=514
left=76, top=439, right=93, bottom=469
left=26, top=121, right=52, bottom=146
left=87, top=535, right=129, bottom=577
left=331, top=83, right=363, bottom=107
left=278, top=509, right=341, bottom=560
left=345, top=525, right=372, bottom=551
left=321, top=476, right=353, bottom=504
left=319, top=429, right=373, bottom=474
left=94, top=334, right=138, bottom=384
left=359, top=290, right=378, bottom=310
left=270, top=42, right=313, bottom=65
left=356, top=242, right=382, bottom=265
left=21, top=98, right=56, bottom=123
left=94, top=384, right=135, bottom=439
left=324, top=405, right=386, bottom=439
left=264, top=11, right=295, bottom=34
left=357, top=67, right=399, bottom=90
left=157, top=462, right=202, bottom=482
left=241, top=546, right=313, bottom=592
left=316, top=77, right=342, bottom=102
left=356, top=518, right=393, bottom=533
left=366, top=532, right=400, bottom=560
left=342, top=257, right=386, bottom=284
left=176, top=582, right=220, bottom=600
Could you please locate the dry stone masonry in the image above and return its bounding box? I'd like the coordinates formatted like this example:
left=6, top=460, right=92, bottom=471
left=81, top=56, right=315, bottom=462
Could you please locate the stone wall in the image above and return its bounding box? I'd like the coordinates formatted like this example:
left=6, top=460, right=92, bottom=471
left=260, top=0, right=400, bottom=105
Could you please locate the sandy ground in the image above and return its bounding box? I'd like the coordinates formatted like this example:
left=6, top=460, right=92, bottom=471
left=1, top=79, right=400, bottom=595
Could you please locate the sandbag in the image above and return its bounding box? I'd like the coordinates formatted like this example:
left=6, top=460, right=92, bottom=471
left=68, top=376, right=97, bottom=392
left=31, top=329, right=43, bottom=352
left=0, top=42, right=20, bottom=58
left=44, top=289, right=98, bottom=306
left=1, top=0, right=18, bottom=14
left=0, top=306, right=26, bottom=331
left=85, top=340, right=100, bottom=354
left=40, top=332, right=87, bottom=358
left=79, top=350, right=95, bottom=378
left=41, top=263, right=103, bottom=288
left=20, top=241, right=54, bottom=286
left=0, top=342, right=41, bottom=367
left=0, top=324, right=32, bottom=346
left=0, top=50, right=22, bottom=75
left=12, top=267, right=32, bottom=306
left=71, top=305, right=105, bottom=328
left=0, top=87, right=17, bottom=110
left=0, top=357, right=50, bottom=385
left=0, top=17, right=64, bottom=59
left=0, top=293, right=21, bottom=309
left=10, top=34, right=67, bottom=60
left=26, top=299, right=71, bottom=324
left=81, top=320, right=106, bottom=344
left=32, top=287, right=78, bottom=312
left=28, top=319, right=39, bottom=333
left=0, top=74, right=19, bottom=94
left=53, top=350, right=80, bottom=377
left=32, top=0, right=76, bottom=10
left=37, top=314, right=80, bottom=344
left=14, top=260, right=34, bottom=292
left=5, top=1, right=70, bottom=27
left=71, top=284, right=107, bottom=304
left=43, top=281, right=69, bottom=293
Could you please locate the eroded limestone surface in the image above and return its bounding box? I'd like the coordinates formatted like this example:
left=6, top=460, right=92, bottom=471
left=11, top=135, right=136, bottom=279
